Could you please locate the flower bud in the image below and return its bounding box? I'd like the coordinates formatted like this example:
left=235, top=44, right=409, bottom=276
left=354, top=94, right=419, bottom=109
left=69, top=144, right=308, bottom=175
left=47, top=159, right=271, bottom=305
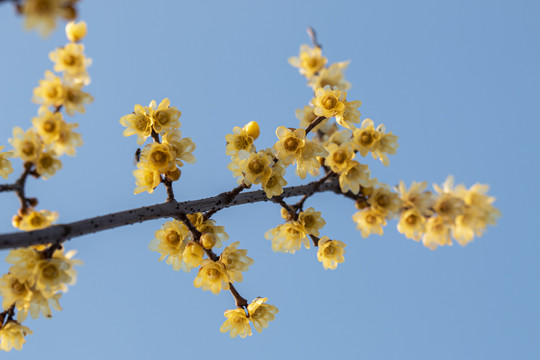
left=166, top=168, right=181, bottom=181
left=66, top=21, right=87, bottom=42
left=243, top=121, right=260, bottom=140
left=201, top=233, right=218, bottom=249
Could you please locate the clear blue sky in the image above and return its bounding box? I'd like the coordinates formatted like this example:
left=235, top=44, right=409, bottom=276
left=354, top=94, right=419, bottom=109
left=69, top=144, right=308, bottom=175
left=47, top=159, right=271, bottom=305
left=0, top=0, right=539, bottom=358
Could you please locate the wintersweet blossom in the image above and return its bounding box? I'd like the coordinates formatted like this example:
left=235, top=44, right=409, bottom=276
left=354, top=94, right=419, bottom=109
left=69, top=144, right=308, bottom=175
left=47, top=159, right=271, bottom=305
left=288, top=44, right=327, bottom=78
left=193, top=260, right=230, bottom=295
left=312, top=86, right=346, bottom=118
left=219, top=241, right=254, bottom=283
left=317, top=237, right=346, bottom=270
left=247, top=297, right=279, bottom=333
left=0, top=321, right=32, bottom=352
left=220, top=308, right=252, bottom=338
left=0, top=146, right=13, bottom=180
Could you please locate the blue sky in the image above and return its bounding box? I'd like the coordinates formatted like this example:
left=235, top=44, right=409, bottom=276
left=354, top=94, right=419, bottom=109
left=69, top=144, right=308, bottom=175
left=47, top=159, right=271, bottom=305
left=0, top=0, right=539, bottom=358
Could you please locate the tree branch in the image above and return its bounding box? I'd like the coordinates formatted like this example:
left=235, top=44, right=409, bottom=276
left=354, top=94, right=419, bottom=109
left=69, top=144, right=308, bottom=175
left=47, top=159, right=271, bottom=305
left=0, top=177, right=343, bottom=250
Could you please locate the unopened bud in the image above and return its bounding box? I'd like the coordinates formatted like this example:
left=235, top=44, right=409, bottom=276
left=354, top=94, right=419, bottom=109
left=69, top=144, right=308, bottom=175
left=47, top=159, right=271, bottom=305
left=200, top=233, right=217, bottom=249
left=66, top=20, right=87, bottom=42
left=166, top=168, right=181, bottom=181
left=243, top=121, right=260, bottom=140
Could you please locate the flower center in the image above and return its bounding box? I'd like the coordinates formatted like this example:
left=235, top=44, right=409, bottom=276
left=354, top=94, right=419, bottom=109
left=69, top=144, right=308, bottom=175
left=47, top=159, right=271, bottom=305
left=21, top=141, right=35, bottom=156
left=40, top=155, right=53, bottom=168
left=322, top=95, right=337, bottom=110
left=166, top=231, right=180, bottom=247
left=248, top=158, right=265, bottom=174
left=406, top=214, right=417, bottom=225
left=11, top=280, right=26, bottom=295
left=283, top=137, right=299, bottom=152
left=332, top=150, right=347, bottom=164
left=42, top=264, right=59, bottom=279
left=43, top=120, right=56, bottom=133
left=324, top=245, right=336, bottom=256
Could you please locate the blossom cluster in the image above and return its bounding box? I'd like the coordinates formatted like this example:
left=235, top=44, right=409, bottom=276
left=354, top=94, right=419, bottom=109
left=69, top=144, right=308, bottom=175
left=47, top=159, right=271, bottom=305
left=353, top=176, right=501, bottom=249
left=0, top=246, right=80, bottom=351
left=148, top=215, right=278, bottom=337
left=6, top=21, right=91, bottom=232
left=120, top=98, right=196, bottom=194
left=220, top=297, right=279, bottom=338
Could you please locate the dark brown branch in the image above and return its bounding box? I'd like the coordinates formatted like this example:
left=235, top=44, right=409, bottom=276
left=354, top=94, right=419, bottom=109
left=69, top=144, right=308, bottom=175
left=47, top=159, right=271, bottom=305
left=229, top=283, right=248, bottom=308
left=0, top=178, right=342, bottom=250
left=203, top=183, right=247, bottom=221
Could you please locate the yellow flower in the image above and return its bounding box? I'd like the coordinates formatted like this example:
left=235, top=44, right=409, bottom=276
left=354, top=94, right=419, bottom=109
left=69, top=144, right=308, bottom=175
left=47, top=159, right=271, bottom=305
left=31, top=253, right=78, bottom=298
left=309, top=61, right=351, bottom=91
left=372, top=127, right=399, bottom=166
left=397, top=181, right=434, bottom=216
left=317, top=237, right=346, bottom=270
left=35, top=150, right=62, bottom=179
left=238, top=150, right=273, bottom=186
left=338, top=160, right=377, bottom=195
left=33, top=70, right=65, bottom=108
left=162, top=129, right=196, bottom=167
left=49, top=121, right=82, bottom=156
left=352, top=209, right=387, bottom=238
left=148, top=98, right=181, bottom=134
left=247, top=297, right=278, bottom=333
left=422, top=216, right=452, bottom=250
left=5, top=248, right=40, bottom=283
left=288, top=44, right=327, bottom=78
left=335, top=100, right=362, bottom=130
left=219, top=241, right=254, bottom=283
left=262, top=162, right=287, bottom=199
left=220, top=308, right=252, bottom=338
left=140, top=142, right=176, bottom=173
left=225, top=126, right=256, bottom=156
left=0, top=273, right=31, bottom=312
left=0, top=146, right=13, bottom=180
left=352, top=119, right=381, bottom=157
left=0, top=321, right=32, bottom=352
left=120, top=104, right=153, bottom=145
left=298, top=207, right=325, bottom=236
left=324, top=142, right=355, bottom=173
left=63, top=84, right=93, bottom=116
left=274, top=126, right=306, bottom=165
left=294, top=141, right=327, bottom=179
left=193, top=259, right=230, bottom=295
left=15, top=209, right=58, bottom=231
left=265, top=221, right=309, bottom=254
left=31, top=108, right=64, bottom=144
left=9, top=127, right=42, bottom=163
left=367, top=185, right=401, bottom=218
left=312, top=86, right=346, bottom=118
left=65, top=20, right=87, bottom=42
left=49, top=43, right=91, bottom=85
left=133, top=163, right=161, bottom=194
left=181, top=241, right=204, bottom=272
left=149, top=220, right=191, bottom=271
left=397, top=208, right=426, bottom=241
left=433, top=177, right=465, bottom=222
left=187, top=213, right=229, bottom=245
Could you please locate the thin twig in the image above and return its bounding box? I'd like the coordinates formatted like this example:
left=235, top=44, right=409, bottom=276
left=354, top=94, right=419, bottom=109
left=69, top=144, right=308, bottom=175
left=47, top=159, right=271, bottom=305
left=307, top=27, right=322, bottom=49
left=305, top=116, right=326, bottom=135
